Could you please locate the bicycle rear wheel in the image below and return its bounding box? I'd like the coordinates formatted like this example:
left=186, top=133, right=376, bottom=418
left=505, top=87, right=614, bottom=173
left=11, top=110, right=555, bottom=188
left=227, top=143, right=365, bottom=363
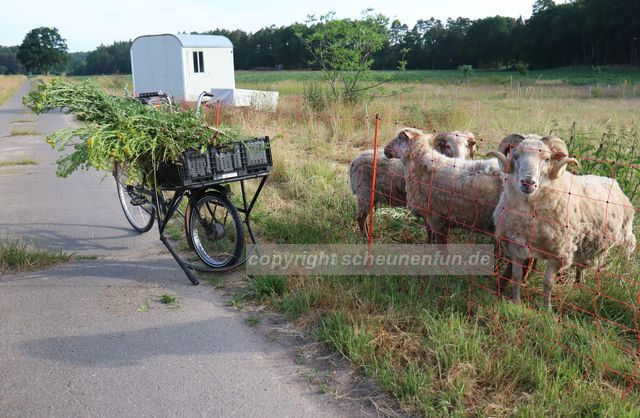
left=115, top=163, right=155, bottom=233
left=188, top=191, right=243, bottom=269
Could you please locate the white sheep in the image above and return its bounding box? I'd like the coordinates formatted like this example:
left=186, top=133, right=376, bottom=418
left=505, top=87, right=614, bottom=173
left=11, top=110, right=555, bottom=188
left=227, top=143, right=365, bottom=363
left=349, top=149, right=406, bottom=234
left=383, top=128, right=503, bottom=244
left=349, top=131, right=477, bottom=235
left=490, top=136, right=637, bottom=309
left=433, top=131, right=477, bottom=160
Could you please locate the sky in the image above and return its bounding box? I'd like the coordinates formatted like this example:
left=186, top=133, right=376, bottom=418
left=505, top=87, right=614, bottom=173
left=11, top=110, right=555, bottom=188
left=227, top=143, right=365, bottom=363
left=1, top=0, right=536, bottom=52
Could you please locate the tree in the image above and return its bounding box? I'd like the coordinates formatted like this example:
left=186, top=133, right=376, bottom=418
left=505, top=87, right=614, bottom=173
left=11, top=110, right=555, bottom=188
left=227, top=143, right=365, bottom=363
left=375, top=19, right=409, bottom=69
left=66, top=52, right=87, bottom=74
left=83, top=41, right=131, bottom=74
left=466, top=16, right=519, bottom=68
left=295, top=11, right=396, bottom=103
left=17, top=27, right=68, bottom=74
left=434, top=18, right=473, bottom=68
left=0, top=46, right=24, bottom=74
left=532, top=0, right=555, bottom=15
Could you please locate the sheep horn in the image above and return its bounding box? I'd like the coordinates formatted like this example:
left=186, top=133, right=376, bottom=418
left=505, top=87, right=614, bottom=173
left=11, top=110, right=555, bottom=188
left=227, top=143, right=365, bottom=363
left=549, top=157, right=580, bottom=179
left=541, top=136, right=569, bottom=159
left=498, top=134, right=525, bottom=156
left=486, top=150, right=509, bottom=171
left=433, top=132, right=449, bottom=152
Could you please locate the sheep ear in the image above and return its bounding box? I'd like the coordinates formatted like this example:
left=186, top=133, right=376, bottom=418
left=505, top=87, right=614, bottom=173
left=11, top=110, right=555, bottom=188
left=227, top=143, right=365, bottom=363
left=467, top=138, right=477, bottom=159
left=401, top=128, right=421, bottom=142
left=541, top=136, right=569, bottom=161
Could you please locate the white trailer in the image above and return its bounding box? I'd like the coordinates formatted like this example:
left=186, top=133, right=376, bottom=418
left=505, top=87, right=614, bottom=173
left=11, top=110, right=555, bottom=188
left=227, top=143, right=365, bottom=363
left=131, top=34, right=278, bottom=109
left=131, top=34, right=235, bottom=102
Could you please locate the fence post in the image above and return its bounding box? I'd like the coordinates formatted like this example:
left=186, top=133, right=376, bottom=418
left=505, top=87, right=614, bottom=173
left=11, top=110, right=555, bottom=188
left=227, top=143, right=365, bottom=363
left=367, top=114, right=381, bottom=247
left=215, top=100, right=221, bottom=126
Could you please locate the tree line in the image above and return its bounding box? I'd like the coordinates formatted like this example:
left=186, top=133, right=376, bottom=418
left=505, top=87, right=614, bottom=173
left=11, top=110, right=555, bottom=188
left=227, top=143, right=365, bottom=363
left=1, top=0, right=637, bottom=75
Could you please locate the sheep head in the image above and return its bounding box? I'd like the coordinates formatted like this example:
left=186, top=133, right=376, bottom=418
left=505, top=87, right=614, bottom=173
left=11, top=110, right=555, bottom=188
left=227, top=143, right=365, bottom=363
left=487, top=133, right=547, bottom=173
left=434, top=131, right=477, bottom=159
left=384, top=128, right=427, bottom=159
left=490, top=137, right=579, bottom=197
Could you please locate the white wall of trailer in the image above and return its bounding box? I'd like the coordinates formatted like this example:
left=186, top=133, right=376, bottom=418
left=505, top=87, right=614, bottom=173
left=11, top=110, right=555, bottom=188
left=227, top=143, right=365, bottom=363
left=131, top=35, right=185, bottom=100
left=131, top=34, right=235, bottom=102
left=183, top=47, right=235, bottom=101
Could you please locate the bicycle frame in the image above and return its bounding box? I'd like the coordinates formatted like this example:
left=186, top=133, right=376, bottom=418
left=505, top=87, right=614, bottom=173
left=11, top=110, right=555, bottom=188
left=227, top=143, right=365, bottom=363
left=113, top=92, right=271, bottom=285
left=116, top=160, right=269, bottom=284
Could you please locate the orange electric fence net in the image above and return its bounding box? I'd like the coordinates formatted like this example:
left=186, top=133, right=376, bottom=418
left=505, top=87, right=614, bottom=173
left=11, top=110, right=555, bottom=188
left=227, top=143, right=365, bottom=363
left=211, top=103, right=640, bottom=395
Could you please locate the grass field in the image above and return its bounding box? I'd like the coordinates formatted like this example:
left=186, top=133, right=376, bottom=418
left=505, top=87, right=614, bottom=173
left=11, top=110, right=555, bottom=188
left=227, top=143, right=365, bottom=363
left=235, top=67, right=640, bottom=90
left=59, top=70, right=640, bottom=416
left=59, top=67, right=640, bottom=97
left=0, top=75, right=27, bottom=106
left=212, top=71, right=640, bottom=416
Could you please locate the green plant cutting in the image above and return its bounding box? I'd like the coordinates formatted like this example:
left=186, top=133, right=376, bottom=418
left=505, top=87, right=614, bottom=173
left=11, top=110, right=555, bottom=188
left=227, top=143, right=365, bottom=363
left=23, top=78, right=242, bottom=184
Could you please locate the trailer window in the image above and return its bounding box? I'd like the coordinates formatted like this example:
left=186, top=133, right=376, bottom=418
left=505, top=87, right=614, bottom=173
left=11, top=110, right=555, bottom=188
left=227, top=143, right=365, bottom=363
left=193, top=51, right=205, bottom=73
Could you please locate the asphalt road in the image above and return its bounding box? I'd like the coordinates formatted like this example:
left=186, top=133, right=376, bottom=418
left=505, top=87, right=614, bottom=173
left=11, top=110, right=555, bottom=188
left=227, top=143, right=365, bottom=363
left=0, top=82, right=356, bottom=417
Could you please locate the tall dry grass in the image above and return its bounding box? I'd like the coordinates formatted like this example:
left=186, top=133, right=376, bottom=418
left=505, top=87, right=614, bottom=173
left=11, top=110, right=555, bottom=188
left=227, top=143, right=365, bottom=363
left=0, top=75, right=27, bottom=106
left=210, top=79, right=640, bottom=415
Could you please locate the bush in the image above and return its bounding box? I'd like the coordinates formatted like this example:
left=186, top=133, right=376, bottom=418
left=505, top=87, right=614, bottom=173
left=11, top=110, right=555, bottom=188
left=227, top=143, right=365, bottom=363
left=457, top=64, right=473, bottom=78
left=561, top=122, right=640, bottom=205
left=303, top=82, right=327, bottom=112
left=515, top=61, right=529, bottom=76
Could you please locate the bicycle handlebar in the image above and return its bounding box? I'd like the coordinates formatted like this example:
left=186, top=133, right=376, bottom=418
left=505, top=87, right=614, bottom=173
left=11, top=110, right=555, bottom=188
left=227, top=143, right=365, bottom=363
left=195, top=91, right=215, bottom=116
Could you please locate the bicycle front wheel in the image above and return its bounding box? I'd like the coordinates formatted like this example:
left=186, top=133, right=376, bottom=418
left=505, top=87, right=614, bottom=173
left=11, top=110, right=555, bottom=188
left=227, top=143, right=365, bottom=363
left=189, top=191, right=244, bottom=269
left=115, top=163, right=155, bottom=233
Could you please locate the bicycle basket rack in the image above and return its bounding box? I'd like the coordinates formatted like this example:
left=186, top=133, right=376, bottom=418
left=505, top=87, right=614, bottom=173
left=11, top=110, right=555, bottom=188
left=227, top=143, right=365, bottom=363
left=156, top=136, right=272, bottom=188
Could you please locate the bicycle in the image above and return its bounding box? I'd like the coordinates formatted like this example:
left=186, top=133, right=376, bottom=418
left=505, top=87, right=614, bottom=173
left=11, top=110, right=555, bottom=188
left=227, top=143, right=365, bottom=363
left=114, top=91, right=271, bottom=285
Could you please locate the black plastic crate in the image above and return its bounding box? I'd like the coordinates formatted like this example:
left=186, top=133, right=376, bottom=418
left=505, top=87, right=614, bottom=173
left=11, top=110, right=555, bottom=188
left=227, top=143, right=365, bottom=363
left=211, top=143, right=243, bottom=174
left=156, top=136, right=272, bottom=188
left=244, top=139, right=271, bottom=167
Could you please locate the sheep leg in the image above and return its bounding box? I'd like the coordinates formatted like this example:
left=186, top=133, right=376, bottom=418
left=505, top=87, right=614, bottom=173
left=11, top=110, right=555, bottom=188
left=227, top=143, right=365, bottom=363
left=436, top=231, right=448, bottom=245
left=498, top=262, right=511, bottom=295
left=357, top=198, right=375, bottom=237
left=543, top=259, right=562, bottom=310
left=575, top=267, right=582, bottom=284
left=510, top=257, right=524, bottom=304
left=522, top=258, right=533, bottom=280
left=424, top=219, right=433, bottom=244
left=357, top=214, right=367, bottom=236
left=429, top=220, right=448, bottom=244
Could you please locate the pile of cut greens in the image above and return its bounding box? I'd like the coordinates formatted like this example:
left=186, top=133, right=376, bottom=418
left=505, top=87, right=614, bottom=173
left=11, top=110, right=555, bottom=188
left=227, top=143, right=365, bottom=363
left=23, top=79, right=241, bottom=184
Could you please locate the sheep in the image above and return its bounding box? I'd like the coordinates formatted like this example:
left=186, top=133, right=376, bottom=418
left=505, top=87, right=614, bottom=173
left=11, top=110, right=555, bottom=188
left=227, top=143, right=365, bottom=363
left=433, top=131, right=478, bottom=160
left=349, top=131, right=477, bottom=235
left=383, top=127, right=503, bottom=244
left=349, top=149, right=406, bottom=234
left=490, top=136, right=636, bottom=309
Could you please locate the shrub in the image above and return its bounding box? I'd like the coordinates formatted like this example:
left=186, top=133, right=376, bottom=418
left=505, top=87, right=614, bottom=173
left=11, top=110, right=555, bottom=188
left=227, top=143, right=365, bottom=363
left=303, top=82, right=327, bottom=112
left=457, top=64, right=473, bottom=78
left=515, top=61, right=529, bottom=76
